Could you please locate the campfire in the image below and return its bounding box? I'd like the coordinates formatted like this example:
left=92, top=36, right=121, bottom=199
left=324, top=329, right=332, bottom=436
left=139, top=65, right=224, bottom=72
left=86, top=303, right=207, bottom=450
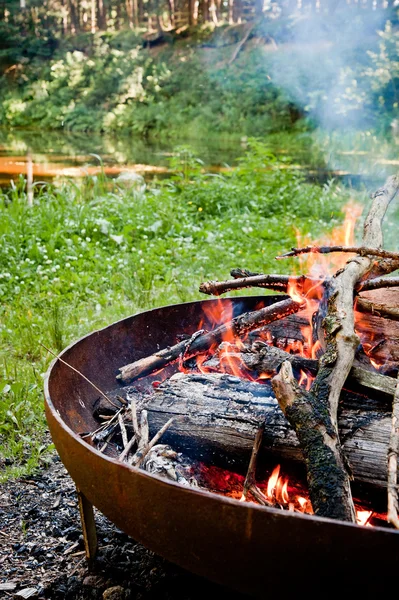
left=85, top=175, right=399, bottom=529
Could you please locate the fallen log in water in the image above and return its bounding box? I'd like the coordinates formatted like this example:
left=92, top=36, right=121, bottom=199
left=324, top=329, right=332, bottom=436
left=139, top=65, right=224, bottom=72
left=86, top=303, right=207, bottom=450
left=122, top=372, right=393, bottom=489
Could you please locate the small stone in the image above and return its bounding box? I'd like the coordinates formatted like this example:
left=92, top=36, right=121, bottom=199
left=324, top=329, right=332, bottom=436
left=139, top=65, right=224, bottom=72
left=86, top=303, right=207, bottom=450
left=102, top=585, right=126, bottom=600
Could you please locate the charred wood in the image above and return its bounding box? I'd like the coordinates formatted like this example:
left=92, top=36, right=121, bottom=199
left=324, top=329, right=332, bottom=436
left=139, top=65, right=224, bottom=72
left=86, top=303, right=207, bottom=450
left=197, top=342, right=396, bottom=398
left=119, top=372, right=395, bottom=489
left=117, top=297, right=303, bottom=384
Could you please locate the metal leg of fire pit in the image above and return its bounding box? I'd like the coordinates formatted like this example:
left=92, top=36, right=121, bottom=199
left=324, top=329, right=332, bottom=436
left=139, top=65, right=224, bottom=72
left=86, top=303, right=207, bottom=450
left=77, top=487, right=98, bottom=569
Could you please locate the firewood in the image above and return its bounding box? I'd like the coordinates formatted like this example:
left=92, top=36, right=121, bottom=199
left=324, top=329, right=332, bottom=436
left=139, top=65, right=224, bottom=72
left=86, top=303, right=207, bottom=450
left=276, top=244, right=399, bottom=262
left=199, top=274, right=300, bottom=296
left=272, top=174, right=399, bottom=522
left=117, top=297, right=303, bottom=384
left=199, top=270, right=399, bottom=304
left=355, top=297, right=399, bottom=321
left=123, top=372, right=394, bottom=489
left=358, top=276, right=399, bottom=292
left=198, top=342, right=397, bottom=397
left=242, top=424, right=272, bottom=506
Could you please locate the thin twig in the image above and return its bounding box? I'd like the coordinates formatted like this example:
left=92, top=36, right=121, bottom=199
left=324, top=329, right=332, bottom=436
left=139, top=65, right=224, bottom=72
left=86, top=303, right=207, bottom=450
left=131, top=417, right=175, bottom=467
left=118, top=412, right=129, bottom=448
left=357, top=276, right=399, bottom=292
left=130, top=400, right=140, bottom=438
left=200, top=274, right=308, bottom=296
left=119, top=435, right=137, bottom=462
left=40, top=342, right=119, bottom=409
left=241, top=424, right=266, bottom=502
left=276, top=245, right=399, bottom=261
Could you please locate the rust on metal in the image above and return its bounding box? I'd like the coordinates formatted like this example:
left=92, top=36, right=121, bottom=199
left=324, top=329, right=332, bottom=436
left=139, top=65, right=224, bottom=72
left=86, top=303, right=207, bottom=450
left=77, top=488, right=98, bottom=568
left=44, top=297, right=399, bottom=597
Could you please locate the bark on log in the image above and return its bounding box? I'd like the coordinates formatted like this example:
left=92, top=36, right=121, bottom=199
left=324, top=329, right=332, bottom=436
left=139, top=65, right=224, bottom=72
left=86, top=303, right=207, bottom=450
left=199, top=343, right=397, bottom=398
left=124, top=372, right=393, bottom=489
left=117, top=297, right=303, bottom=383
left=272, top=174, right=399, bottom=522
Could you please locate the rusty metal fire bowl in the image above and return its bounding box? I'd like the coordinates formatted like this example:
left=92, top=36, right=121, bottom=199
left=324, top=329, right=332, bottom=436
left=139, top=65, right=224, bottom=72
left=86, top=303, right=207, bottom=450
left=44, top=296, right=399, bottom=596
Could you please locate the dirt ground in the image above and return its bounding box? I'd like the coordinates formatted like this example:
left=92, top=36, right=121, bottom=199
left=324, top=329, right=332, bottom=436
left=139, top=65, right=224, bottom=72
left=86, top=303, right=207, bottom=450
left=0, top=455, right=249, bottom=599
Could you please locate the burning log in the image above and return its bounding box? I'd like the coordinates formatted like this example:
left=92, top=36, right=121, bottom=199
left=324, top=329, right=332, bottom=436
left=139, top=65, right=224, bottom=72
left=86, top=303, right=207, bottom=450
left=117, top=297, right=303, bottom=384
left=272, top=175, right=399, bottom=522
left=115, top=372, right=394, bottom=489
left=198, top=341, right=396, bottom=397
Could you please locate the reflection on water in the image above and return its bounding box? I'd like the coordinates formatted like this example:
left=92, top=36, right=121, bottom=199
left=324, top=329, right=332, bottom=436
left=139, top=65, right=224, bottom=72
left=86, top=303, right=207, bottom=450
left=1, top=127, right=399, bottom=189
left=0, top=128, right=245, bottom=187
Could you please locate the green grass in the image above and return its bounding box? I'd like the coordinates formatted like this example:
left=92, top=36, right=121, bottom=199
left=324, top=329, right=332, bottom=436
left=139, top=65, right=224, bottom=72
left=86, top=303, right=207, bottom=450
left=0, top=142, right=362, bottom=481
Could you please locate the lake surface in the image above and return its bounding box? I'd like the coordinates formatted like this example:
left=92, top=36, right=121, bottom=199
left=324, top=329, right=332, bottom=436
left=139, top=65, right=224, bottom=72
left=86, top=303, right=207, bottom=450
left=1, top=127, right=398, bottom=189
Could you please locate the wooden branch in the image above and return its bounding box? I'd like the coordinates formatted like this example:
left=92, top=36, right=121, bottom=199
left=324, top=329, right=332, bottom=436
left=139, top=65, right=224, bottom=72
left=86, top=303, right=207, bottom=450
left=272, top=174, right=399, bottom=522
left=357, top=277, right=399, bottom=292
left=276, top=245, right=399, bottom=261
left=355, top=297, right=399, bottom=321
left=117, top=297, right=303, bottom=383
left=198, top=274, right=325, bottom=297
left=242, top=424, right=271, bottom=506
left=387, top=376, right=399, bottom=529
left=131, top=417, right=175, bottom=467
left=200, top=343, right=397, bottom=397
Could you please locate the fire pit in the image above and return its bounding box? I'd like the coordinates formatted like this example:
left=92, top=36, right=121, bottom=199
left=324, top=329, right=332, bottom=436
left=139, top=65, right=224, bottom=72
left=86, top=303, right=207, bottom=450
left=44, top=296, right=399, bottom=597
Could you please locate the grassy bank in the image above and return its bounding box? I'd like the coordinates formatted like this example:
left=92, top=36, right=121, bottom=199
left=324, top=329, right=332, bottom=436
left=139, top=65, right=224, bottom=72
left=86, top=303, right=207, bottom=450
left=0, top=143, right=361, bottom=480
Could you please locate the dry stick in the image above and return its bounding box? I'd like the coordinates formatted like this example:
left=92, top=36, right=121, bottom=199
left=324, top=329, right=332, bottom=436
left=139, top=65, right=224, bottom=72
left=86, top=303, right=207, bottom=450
left=119, top=435, right=137, bottom=462
left=81, top=407, right=123, bottom=440
left=130, top=417, right=175, bottom=467
left=40, top=342, right=120, bottom=410
left=139, top=410, right=149, bottom=448
left=201, top=271, right=399, bottom=301
left=358, top=276, right=399, bottom=292
left=199, top=274, right=320, bottom=296
left=117, top=297, right=303, bottom=384
left=272, top=174, right=399, bottom=522
left=355, top=297, right=399, bottom=321
left=130, top=400, right=140, bottom=439
left=387, top=375, right=399, bottom=529
left=241, top=424, right=272, bottom=507
left=276, top=245, right=399, bottom=261
left=118, top=413, right=129, bottom=449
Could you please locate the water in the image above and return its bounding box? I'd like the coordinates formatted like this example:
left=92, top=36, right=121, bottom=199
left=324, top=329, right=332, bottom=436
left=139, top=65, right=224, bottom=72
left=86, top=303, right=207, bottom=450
left=1, top=127, right=398, bottom=189
left=0, top=128, right=246, bottom=187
